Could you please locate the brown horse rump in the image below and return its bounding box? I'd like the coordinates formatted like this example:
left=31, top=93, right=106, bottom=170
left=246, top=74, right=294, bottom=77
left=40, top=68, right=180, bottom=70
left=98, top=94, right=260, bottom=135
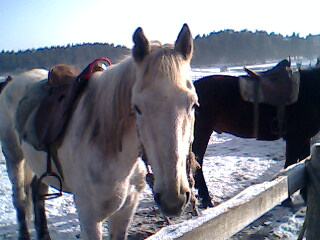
left=239, top=59, right=300, bottom=106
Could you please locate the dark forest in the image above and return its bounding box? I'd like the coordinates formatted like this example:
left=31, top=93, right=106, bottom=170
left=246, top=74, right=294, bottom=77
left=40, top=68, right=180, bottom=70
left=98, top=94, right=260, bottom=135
left=1, top=29, right=320, bottom=74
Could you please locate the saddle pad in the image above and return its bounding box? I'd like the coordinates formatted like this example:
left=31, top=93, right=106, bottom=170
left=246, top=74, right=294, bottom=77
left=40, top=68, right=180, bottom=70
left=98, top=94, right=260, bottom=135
left=15, top=80, right=50, bottom=150
left=239, top=70, right=300, bottom=106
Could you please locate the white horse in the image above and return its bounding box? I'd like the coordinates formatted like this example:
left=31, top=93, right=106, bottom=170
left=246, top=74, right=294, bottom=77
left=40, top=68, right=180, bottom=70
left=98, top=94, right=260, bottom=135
left=0, top=24, right=198, bottom=240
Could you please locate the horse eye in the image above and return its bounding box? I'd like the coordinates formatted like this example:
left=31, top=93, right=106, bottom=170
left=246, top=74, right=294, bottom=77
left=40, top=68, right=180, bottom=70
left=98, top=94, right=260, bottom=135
left=134, top=105, right=142, bottom=115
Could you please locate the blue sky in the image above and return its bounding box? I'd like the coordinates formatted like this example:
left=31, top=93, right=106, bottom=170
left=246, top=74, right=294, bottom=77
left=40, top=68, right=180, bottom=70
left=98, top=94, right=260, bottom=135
left=0, top=0, right=319, bottom=51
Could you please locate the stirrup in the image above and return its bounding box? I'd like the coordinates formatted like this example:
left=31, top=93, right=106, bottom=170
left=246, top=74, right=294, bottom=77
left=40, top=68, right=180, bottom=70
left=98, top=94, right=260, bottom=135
left=38, top=171, right=63, bottom=200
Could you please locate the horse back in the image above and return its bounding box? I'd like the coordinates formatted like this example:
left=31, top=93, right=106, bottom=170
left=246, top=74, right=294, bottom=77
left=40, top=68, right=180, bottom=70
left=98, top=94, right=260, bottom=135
left=0, top=70, right=48, bottom=145
left=0, top=69, right=48, bottom=122
left=194, top=75, right=279, bottom=140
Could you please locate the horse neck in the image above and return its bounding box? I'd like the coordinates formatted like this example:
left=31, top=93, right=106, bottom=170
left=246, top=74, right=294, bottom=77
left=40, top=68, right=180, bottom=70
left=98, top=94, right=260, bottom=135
left=78, top=59, right=139, bottom=156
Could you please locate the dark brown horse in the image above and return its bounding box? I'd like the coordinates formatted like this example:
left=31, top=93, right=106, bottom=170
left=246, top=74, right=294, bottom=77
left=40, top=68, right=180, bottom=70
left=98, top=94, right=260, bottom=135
left=192, top=60, right=320, bottom=207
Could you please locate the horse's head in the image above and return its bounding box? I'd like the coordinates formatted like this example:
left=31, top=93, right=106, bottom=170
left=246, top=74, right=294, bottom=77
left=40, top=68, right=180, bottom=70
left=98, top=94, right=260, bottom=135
left=131, top=24, right=198, bottom=216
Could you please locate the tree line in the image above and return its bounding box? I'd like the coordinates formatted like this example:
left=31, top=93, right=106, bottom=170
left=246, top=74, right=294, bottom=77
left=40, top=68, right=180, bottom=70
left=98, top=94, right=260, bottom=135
left=1, top=29, right=320, bottom=74
left=0, top=43, right=130, bottom=74
left=192, top=29, right=320, bottom=66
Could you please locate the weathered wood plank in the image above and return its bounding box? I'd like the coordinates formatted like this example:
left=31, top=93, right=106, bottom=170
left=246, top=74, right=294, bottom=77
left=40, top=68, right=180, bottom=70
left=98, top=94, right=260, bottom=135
left=304, top=144, right=320, bottom=239
left=147, top=177, right=288, bottom=240
left=147, top=159, right=307, bottom=240
left=275, top=158, right=307, bottom=195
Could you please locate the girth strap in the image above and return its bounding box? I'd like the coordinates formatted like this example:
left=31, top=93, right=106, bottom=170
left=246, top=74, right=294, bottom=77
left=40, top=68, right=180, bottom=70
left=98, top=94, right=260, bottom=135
left=251, top=79, right=286, bottom=138
left=253, top=79, right=260, bottom=137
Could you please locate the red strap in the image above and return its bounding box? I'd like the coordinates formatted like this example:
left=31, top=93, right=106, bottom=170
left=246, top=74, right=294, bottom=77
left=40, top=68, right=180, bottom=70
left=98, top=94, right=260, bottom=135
left=80, top=57, right=112, bottom=80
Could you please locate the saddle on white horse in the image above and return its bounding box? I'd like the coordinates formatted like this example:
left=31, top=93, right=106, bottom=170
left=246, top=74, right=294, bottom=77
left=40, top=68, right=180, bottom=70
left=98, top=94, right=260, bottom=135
left=15, top=58, right=111, bottom=152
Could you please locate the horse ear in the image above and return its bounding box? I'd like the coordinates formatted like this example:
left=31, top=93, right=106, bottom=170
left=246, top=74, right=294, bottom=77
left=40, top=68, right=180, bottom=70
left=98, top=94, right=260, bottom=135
left=174, top=24, right=193, bottom=61
left=132, top=27, right=150, bottom=63
left=244, top=67, right=260, bottom=80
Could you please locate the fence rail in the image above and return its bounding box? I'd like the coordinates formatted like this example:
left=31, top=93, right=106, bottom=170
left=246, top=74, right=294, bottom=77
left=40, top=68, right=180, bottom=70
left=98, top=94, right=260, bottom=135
left=147, top=154, right=309, bottom=240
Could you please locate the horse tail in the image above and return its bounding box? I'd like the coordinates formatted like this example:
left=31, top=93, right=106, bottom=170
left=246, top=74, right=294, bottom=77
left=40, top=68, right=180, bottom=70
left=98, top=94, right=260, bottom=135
left=0, top=76, right=13, bottom=93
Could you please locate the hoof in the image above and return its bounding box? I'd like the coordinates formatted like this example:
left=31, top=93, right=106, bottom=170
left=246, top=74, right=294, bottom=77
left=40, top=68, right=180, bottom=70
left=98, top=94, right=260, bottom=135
left=281, top=197, right=294, bottom=208
left=192, top=207, right=200, bottom=216
left=300, top=188, right=307, bottom=203
left=19, top=235, right=31, bottom=240
left=200, top=198, right=214, bottom=208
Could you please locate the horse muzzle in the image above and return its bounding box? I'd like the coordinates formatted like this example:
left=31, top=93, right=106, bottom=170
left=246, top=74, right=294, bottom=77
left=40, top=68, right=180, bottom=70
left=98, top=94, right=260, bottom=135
left=154, top=190, right=190, bottom=216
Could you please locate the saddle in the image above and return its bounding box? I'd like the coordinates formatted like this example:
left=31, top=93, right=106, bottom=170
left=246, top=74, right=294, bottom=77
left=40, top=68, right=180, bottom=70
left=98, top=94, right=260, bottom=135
left=238, top=59, right=300, bottom=138
left=239, top=59, right=300, bottom=106
left=14, top=58, right=111, bottom=197
left=35, top=64, right=81, bottom=147
left=16, top=58, right=111, bottom=151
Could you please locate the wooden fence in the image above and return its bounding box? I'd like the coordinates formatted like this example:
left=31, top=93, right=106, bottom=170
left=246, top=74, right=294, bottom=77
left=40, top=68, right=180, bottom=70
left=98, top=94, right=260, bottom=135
left=147, top=143, right=320, bottom=240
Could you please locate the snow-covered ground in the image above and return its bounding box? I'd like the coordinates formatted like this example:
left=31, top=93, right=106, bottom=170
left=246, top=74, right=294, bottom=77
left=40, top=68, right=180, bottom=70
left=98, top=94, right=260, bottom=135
left=0, top=61, right=310, bottom=239
left=0, top=133, right=307, bottom=239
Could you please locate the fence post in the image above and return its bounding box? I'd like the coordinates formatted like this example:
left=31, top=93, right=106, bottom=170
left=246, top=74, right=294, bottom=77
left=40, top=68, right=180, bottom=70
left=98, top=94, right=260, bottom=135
left=305, top=143, right=320, bottom=239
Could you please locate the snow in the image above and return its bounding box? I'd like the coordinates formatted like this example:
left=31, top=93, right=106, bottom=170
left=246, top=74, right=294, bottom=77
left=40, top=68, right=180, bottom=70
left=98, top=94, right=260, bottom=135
left=0, top=132, right=306, bottom=239
left=0, top=62, right=308, bottom=239
left=147, top=177, right=288, bottom=240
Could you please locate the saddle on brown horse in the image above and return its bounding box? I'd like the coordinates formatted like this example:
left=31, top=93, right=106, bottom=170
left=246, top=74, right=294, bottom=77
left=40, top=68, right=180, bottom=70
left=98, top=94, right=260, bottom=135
left=238, top=59, right=300, bottom=137
left=239, top=59, right=300, bottom=106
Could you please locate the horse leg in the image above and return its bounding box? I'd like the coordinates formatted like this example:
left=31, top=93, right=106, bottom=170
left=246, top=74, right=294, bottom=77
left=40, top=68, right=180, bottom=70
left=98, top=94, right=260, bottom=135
left=285, top=137, right=311, bottom=203
left=74, top=194, right=103, bottom=240
left=192, top=117, right=214, bottom=208
left=108, top=190, right=141, bottom=240
left=285, top=137, right=310, bottom=168
left=2, top=133, right=31, bottom=240
left=31, top=176, right=51, bottom=240
left=109, top=162, right=146, bottom=240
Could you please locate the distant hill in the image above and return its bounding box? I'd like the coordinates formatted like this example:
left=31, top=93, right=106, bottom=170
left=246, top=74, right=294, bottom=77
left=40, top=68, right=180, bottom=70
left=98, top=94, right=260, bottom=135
left=1, top=30, right=320, bottom=74
left=192, top=29, right=320, bottom=66
left=0, top=43, right=130, bottom=74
